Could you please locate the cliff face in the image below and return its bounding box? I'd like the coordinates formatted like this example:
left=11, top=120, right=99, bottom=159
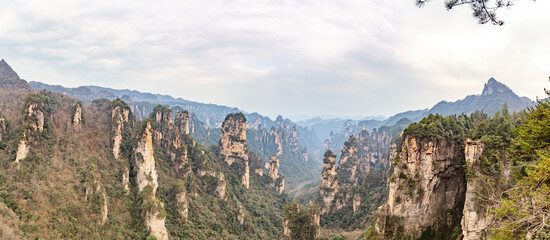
left=319, top=151, right=338, bottom=215
left=376, top=136, right=466, bottom=239
left=220, top=113, right=249, bottom=189
left=111, top=104, right=131, bottom=161
left=134, top=121, right=168, bottom=240
left=462, top=139, right=490, bottom=240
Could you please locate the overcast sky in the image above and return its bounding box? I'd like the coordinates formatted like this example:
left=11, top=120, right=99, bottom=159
left=0, top=0, right=549, bottom=120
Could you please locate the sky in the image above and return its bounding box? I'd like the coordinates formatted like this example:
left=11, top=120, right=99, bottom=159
left=0, top=0, right=549, bottom=121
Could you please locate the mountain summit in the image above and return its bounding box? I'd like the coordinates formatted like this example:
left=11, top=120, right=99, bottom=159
left=0, top=59, right=30, bottom=89
left=482, top=77, right=515, bottom=96
left=427, top=77, right=533, bottom=117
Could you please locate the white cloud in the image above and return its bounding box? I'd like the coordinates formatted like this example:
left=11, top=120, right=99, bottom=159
left=0, top=0, right=549, bottom=119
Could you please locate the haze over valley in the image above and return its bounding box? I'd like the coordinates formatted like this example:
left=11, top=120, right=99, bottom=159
left=1, top=1, right=549, bottom=239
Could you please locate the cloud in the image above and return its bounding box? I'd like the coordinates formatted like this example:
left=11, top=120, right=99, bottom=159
left=0, top=0, right=548, bottom=120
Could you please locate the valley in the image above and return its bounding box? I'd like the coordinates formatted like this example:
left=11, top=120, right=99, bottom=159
left=2, top=57, right=546, bottom=239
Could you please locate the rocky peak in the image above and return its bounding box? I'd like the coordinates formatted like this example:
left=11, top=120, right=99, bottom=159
left=481, top=78, right=515, bottom=96
left=135, top=121, right=158, bottom=193
left=111, top=103, right=132, bottom=161
left=153, top=105, right=172, bottom=125
left=220, top=112, right=250, bottom=189
left=268, top=155, right=285, bottom=194
left=135, top=120, right=169, bottom=240
left=268, top=155, right=280, bottom=180
left=318, top=150, right=339, bottom=215
left=174, top=110, right=190, bottom=135
left=337, top=135, right=359, bottom=185
left=0, top=59, right=30, bottom=90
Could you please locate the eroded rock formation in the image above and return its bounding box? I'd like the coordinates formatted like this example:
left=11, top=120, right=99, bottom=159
left=220, top=113, right=249, bottom=189
left=337, top=135, right=359, bottom=185
left=268, top=155, right=285, bottom=194
left=376, top=136, right=466, bottom=239
left=319, top=150, right=338, bottom=215
left=151, top=106, right=187, bottom=171
left=15, top=98, right=45, bottom=163
left=176, top=191, right=189, bottom=223
left=134, top=121, right=168, bottom=240
left=72, top=102, right=83, bottom=127
left=174, top=110, right=190, bottom=136
left=462, top=139, right=490, bottom=240
left=111, top=104, right=131, bottom=161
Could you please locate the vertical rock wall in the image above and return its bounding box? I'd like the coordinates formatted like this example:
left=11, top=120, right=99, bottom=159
left=462, top=139, right=490, bottom=240
left=134, top=121, right=168, bottom=240
left=376, top=136, right=466, bottom=239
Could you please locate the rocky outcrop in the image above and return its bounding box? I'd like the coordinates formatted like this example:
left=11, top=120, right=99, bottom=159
left=376, top=136, right=466, bottom=239
left=337, top=135, right=359, bottom=185
left=268, top=155, right=285, bottom=194
left=462, top=139, right=490, bottom=240
left=134, top=121, right=168, bottom=240
left=111, top=104, right=131, bottom=161
left=111, top=102, right=132, bottom=193
left=268, top=155, right=280, bottom=179
left=0, top=118, right=6, bottom=141
left=72, top=102, right=83, bottom=127
left=151, top=105, right=187, bottom=171
left=353, top=195, right=361, bottom=213
left=15, top=97, right=45, bottom=163
left=174, top=110, right=190, bottom=135
left=176, top=191, right=189, bottom=223
left=135, top=122, right=159, bottom=192
left=198, top=169, right=227, bottom=200
left=319, top=150, right=338, bottom=215
left=220, top=113, right=249, bottom=189
left=237, top=204, right=245, bottom=225
left=283, top=203, right=321, bottom=240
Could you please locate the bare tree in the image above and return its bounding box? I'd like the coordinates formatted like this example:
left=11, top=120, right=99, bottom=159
left=416, top=0, right=526, bottom=25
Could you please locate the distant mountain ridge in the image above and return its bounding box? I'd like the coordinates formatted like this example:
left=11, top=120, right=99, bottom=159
left=311, top=78, right=535, bottom=155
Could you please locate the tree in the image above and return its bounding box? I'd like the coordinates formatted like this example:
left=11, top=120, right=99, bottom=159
left=416, top=0, right=530, bottom=25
